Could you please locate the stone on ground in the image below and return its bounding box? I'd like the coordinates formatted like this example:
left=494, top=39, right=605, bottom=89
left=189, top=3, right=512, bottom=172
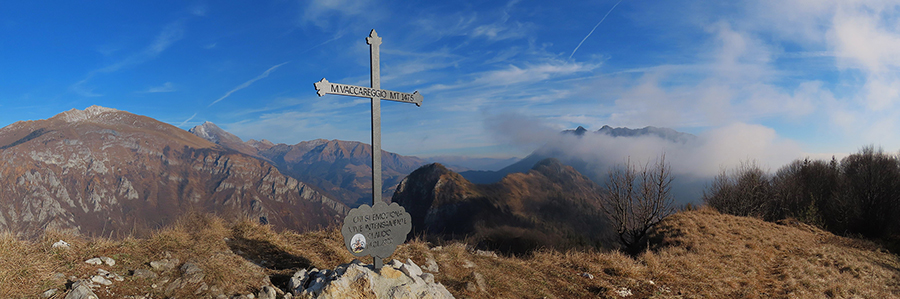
left=64, top=280, right=98, bottom=299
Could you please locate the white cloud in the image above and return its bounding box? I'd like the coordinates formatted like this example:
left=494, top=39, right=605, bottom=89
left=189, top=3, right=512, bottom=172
left=470, top=19, right=531, bottom=41
left=478, top=62, right=598, bottom=86
left=486, top=112, right=803, bottom=178
left=71, top=21, right=185, bottom=97
left=301, top=0, right=379, bottom=29
left=141, top=82, right=176, bottom=93
left=829, top=3, right=900, bottom=74
left=828, top=3, right=900, bottom=112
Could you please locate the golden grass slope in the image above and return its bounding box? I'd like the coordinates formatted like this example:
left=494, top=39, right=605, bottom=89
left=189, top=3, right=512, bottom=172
left=1, top=208, right=897, bottom=298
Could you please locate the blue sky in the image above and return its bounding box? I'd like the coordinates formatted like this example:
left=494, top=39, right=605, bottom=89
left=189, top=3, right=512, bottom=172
left=2, top=0, right=900, bottom=172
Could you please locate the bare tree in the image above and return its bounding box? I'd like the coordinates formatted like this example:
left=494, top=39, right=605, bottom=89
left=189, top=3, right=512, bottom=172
left=601, top=155, right=675, bottom=252
left=703, top=160, right=773, bottom=219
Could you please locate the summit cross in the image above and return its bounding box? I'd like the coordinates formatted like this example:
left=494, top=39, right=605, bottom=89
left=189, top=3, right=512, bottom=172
left=314, top=30, right=421, bottom=269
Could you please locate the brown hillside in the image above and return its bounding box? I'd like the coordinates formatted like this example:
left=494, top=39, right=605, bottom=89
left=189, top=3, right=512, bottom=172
left=393, top=159, right=615, bottom=255
left=3, top=209, right=897, bottom=298
left=643, top=208, right=900, bottom=298
left=0, top=106, right=346, bottom=238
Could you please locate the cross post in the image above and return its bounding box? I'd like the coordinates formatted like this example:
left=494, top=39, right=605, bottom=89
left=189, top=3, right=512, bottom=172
left=315, top=29, right=422, bottom=270
left=368, top=30, right=383, bottom=206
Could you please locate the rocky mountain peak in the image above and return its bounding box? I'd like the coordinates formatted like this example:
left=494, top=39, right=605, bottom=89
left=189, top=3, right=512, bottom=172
left=54, top=105, right=121, bottom=123
left=562, top=126, right=588, bottom=136
left=596, top=125, right=695, bottom=143
left=188, top=121, right=261, bottom=156
left=189, top=121, right=235, bottom=143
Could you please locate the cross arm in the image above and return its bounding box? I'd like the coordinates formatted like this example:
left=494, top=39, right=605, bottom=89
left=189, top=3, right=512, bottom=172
left=314, top=78, right=423, bottom=106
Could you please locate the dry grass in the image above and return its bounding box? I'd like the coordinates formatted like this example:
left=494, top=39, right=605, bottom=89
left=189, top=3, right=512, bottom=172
left=398, top=207, right=900, bottom=298
left=1, top=208, right=898, bottom=298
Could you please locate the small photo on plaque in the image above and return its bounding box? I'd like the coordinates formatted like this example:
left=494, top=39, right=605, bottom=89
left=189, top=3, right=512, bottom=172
left=351, top=233, right=366, bottom=253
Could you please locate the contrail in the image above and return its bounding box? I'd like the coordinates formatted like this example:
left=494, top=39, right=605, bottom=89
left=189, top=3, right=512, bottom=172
left=178, top=113, right=197, bottom=127
left=568, top=0, right=624, bottom=61
left=208, top=61, right=289, bottom=107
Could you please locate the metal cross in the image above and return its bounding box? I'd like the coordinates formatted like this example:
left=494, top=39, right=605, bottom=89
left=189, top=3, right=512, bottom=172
left=314, top=29, right=423, bottom=269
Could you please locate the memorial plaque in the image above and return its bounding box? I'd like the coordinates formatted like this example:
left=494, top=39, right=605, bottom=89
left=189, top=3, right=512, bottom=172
left=341, top=202, right=412, bottom=259
left=313, top=29, right=422, bottom=268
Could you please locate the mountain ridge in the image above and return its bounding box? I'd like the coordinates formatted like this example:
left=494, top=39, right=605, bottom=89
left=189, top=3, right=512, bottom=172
left=392, top=158, right=614, bottom=255
left=0, top=106, right=346, bottom=238
left=189, top=124, right=432, bottom=207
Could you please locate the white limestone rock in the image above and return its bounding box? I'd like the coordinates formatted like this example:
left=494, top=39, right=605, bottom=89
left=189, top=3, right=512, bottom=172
left=258, top=286, right=277, bottom=299
left=84, top=258, right=103, bottom=265
left=91, top=275, right=112, bottom=286
left=150, top=258, right=179, bottom=272
left=52, top=240, right=70, bottom=249
left=424, top=257, right=439, bottom=273
left=64, top=280, right=98, bottom=299
left=99, top=256, right=115, bottom=266
left=290, top=259, right=453, bottom=299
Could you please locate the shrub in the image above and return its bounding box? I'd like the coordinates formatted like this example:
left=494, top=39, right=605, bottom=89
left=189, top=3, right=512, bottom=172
left=600, top=155, right=675, bottom=254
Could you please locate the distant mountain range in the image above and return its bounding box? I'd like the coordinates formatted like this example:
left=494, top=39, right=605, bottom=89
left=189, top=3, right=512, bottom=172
left=0, top=106, right=345, bottom=238
left=392, top=158, right=614, bottom=255
left=0, top=104, right=700, bottom=240
left=189, top=121, right=432, bottom=207
left=460, top=125, right=696, bottom=184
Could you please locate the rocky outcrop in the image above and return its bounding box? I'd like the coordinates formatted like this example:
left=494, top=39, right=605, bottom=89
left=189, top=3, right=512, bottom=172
left=0, top=106, right=346, bottom=238
left=288, top=259, right=453, bottom=299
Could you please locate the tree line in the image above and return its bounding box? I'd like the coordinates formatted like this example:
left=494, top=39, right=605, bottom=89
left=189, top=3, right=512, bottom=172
left=703, top=145, right=900, bottom=243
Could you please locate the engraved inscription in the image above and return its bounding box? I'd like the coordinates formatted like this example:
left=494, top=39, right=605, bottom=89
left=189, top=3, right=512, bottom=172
left=341, top=201, right=413, bottom=259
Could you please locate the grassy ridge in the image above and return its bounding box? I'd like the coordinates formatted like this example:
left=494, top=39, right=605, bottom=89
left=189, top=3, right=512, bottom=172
left=1, top=208, right=898, bottom=298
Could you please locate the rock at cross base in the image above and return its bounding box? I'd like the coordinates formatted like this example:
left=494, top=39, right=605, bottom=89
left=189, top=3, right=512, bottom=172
left=290, top=259, right=453, bottom=298
left=258, top=286, right=277, bottom=299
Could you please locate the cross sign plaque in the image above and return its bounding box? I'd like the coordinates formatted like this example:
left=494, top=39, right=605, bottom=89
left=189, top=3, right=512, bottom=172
left=315, top=30, right=418, bottom=269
